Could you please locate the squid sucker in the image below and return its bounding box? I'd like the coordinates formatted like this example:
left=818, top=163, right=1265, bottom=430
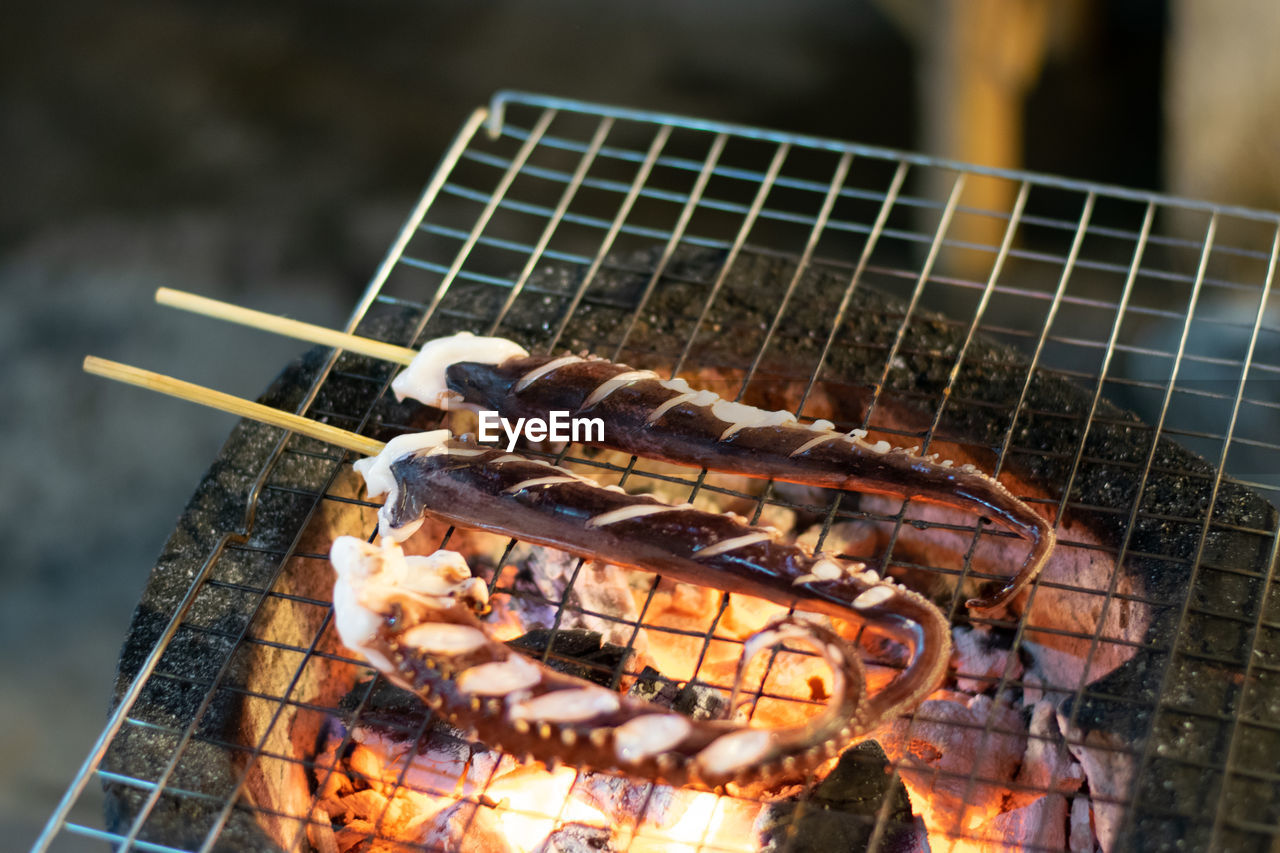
left=335, top=430, right=952, bottom=789
left=391, top=332, right=1055, bottom=609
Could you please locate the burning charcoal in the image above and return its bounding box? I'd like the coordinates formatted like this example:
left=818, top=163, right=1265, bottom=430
left=1057, top=711, right=1132, bottom=853
left=329, top=682, right=511, bottom=801
left=325, top=784, right=445, bottom=848
left=419, top=800, right=517, bottom=853
left=331, top=811, right=440, bottom=853
left=1069, top=795, right=1095, bottom=853
left=1019, top=665, right=1073, bottom=710
left=1014, top=701, right=1084, bottom=799
left=1021, top=671, right=1045, bottom=707
left=506, top=546, right=644, bottom=649
left=574, top=772, right=675, bottom=832
left=508, top=627, right=612, bottom=660
left=347, top=745, right=390, bottom=792
left=308, top=809, right=340, bottom=853
left=339, top=788, right=391, bottom=822
left=574, top=757, right=765, bottom=842
left=333, top=818, right=379, bottom=853
left=627, top=665, right=728, bottom=721
left=354, top=724, right=510, bottom=802
left=981, top=793, right=1067, bottom=849
left=758, top=740, right=924, bottom=853
left=338, top=679, right=444, bottom=747
left=951, top=625, right=1023, bottom=695
left=626, top=666, right=682, bottom=708
left=507, top=628, right=632, bottom=687
left=318, top=769, right=354, bottom=807
left=535, top=822, right=613, bottom=852
left=316, top=717, right=357, bottom=800
left=879, top=695, right=1027, bottom=833
left=673, top=679, right=729, bottom=721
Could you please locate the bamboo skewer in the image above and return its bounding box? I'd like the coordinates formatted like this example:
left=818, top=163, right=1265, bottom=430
left=83, top=356, right=386, bottom=457
left=155, top=287, right=418, bottom=366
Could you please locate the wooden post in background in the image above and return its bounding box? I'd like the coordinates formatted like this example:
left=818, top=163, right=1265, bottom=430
left=876, top=0, right=1055, bottom=275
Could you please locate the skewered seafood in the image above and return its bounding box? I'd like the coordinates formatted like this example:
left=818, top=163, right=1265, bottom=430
left=390, top=332, right=1054, bottom=609
left=332, top=537, right=869, bottom=789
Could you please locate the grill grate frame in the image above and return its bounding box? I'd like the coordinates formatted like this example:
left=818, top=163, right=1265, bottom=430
left=36, top=91, right=1280, bottom=852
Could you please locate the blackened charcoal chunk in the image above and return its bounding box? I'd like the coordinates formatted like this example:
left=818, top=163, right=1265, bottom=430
left=673, top=679, right=729, bottom=721
left=506, top=628, right=631, bottom=687
left=627, top=666, right=727, bottom=721
left=760, top=740, right=924, bottom=853
left=626, top=666, right=682, bottom=707
left=338, top=678, right=435, bottom=744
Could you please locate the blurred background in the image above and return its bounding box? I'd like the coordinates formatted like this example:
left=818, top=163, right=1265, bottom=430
left=4, top=0, right=1278, bottom=846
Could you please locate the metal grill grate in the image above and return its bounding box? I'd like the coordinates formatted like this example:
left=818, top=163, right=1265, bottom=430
left=36, top=91, right=1280, bottom=852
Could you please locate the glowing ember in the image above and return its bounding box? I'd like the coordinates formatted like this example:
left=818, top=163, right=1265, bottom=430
left=485, top=766, right=610, bottom=852
left=641, top=790, right=740, bottom=852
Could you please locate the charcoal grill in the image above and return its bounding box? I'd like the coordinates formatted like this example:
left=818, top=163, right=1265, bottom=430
left=35, top=91, right=1280, bottom=852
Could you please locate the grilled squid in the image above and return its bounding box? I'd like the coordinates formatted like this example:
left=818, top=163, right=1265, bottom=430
left=337, top=430, right=951, bottom=789
left=390, top=332, right=1054, bottom=609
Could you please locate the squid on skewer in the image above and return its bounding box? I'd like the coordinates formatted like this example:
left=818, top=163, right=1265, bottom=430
left=148, top=291, right=1053, bottom=609
left=391, top=332, right=1056, bottom=610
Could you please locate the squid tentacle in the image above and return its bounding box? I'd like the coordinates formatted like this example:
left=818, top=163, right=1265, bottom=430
left=410, top=344, right=1053, bottom=610
left=333, top=535, right=875, bottom=788
left=337, top=433, right=952, bottom=787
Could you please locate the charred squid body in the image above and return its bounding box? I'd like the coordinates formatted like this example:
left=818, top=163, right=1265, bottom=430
left=332, top=537, right=874, bottom=789
left=389, top=332, right=1054, bottom=609
left=347, top=431, right=951, bottom=789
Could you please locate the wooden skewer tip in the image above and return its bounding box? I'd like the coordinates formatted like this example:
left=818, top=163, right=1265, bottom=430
left=153, top=287, right=416, bottom=366
left=83, top=355, right=385, bottom=457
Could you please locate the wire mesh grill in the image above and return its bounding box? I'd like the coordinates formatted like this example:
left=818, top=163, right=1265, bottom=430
left=36, top=91, right=1280, bottom=852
